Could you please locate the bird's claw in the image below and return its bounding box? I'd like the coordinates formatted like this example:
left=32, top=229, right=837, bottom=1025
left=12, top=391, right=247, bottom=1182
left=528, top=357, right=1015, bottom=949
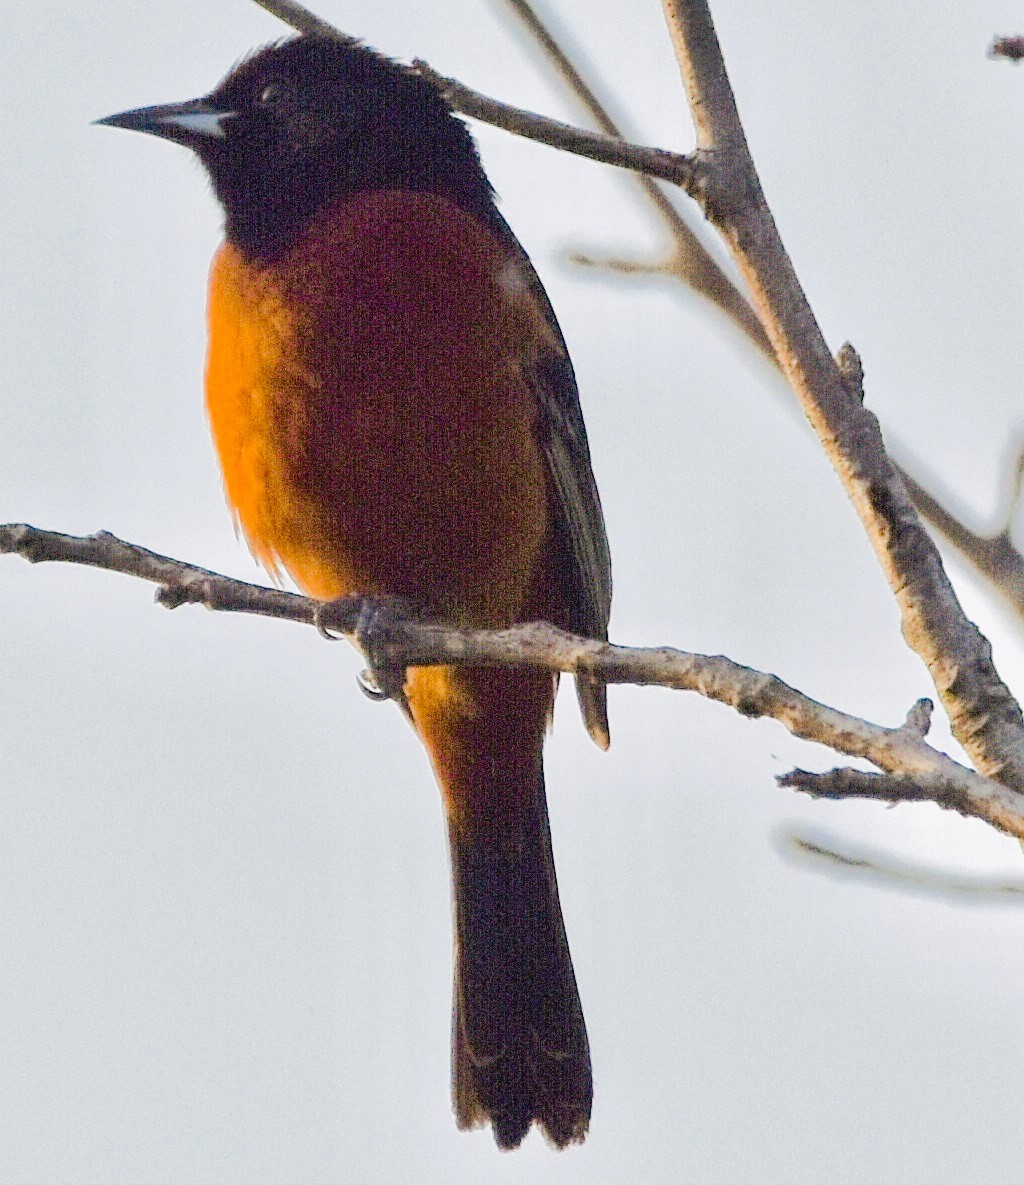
left=314, top=608, right=338, bottom=640
left=353, top=596, right=413, bottom=704
left=314, top=593, right=431, bottom=705
left=356, top=668, right=390, bottom=701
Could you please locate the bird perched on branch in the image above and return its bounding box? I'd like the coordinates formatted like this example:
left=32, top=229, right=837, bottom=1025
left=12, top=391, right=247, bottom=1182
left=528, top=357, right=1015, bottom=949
left=98, top=32, right=611, bottom=1150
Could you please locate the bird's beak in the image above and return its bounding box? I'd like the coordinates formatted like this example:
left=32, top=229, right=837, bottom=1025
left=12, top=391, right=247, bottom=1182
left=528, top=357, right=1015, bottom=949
left=95, top=97, right=237, bottom=144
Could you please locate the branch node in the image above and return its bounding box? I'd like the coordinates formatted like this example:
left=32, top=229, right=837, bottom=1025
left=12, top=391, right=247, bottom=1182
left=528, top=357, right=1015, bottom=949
left=901, top=698, right=934, bottom=737
left=411, top=58, right=445, bottom=98
left=836, top=341, right=865, bottom=402
left=156, top=575, right=225, bottom=613
left=6, top=522, right=1024, bottom=838
left=155, top=583, right=188, bottom=610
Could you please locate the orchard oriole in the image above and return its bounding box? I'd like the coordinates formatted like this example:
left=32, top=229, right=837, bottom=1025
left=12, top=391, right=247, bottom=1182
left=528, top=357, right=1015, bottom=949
left=98, top=33, right=611, bottom=1150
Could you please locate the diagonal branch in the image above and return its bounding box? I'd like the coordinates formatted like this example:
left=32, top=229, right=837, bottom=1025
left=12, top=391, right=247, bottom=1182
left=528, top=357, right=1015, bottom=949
left=896, top=465, right=1024, bottom=618
left=498, top=1, right=1024, bottom=631
left=5, top=522, right=1024, bottom=838
left=413, top=62, right=697, bottom=187
left=476, top=6, right=1024, bottom=634
left=658, top=0, right=1024, bottom=788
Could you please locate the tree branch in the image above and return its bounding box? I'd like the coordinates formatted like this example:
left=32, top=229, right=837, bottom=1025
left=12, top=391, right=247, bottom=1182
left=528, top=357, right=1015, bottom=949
left=5, top=522, right=1024, bottom=838
left=895, top=465, right=1024, bottom=619
left=781, top=766, right=986, bottom=812
left=248, top=0, right=339, bottom=37
left=415, top=62, right=699, bottom=188
left=658, top=0, right=1024, bottom=788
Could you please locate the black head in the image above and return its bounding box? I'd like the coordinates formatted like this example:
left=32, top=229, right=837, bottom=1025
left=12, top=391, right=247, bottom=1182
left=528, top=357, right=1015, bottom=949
left=97, top=35, right=494, bottom=259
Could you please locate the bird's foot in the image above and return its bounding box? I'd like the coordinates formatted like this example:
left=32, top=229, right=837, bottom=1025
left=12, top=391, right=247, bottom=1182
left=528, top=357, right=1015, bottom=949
left=314, top=593, right=428, bottom=705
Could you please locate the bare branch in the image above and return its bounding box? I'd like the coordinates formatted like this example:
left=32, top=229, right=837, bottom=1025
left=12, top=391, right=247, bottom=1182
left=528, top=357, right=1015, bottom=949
left=658, top=0, right=1024, bottom=788
left=776, top=766, right=1024, bottom=849
left=1, top=522, right=315, bottom=625
left=902, top=698, right=933, bottom=737
left=780, top=766, right=979, bottom=811
left=6, top=522, right=1024, bottom=837
left=830, top=344, right=1024, bottom=613
left=895, top=466, right=1024, bottom=618
left=567, top=250, right=673, bottom=277
left=415, top=61, right=698, bottom=188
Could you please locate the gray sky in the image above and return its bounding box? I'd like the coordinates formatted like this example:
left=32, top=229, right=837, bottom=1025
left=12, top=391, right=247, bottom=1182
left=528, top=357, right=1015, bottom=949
left=5, top=1, right=1024, bottom=1181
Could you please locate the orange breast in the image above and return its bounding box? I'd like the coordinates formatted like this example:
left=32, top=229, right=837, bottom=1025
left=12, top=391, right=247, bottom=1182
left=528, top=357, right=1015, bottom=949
left=205, top=190, right=554, bottom=628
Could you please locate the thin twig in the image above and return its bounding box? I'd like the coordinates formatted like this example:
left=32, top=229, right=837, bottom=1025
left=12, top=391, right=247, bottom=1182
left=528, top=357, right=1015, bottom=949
left=415, top=62, right=697, bottom=188
left=1, top=524, right=315, bottom=624
left=781, top=766, right=987, bottom=813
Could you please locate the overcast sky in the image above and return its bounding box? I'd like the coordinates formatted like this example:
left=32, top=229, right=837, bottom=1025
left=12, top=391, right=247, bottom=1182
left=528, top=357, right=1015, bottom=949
left=5, top=1, right=1024, bottom=1182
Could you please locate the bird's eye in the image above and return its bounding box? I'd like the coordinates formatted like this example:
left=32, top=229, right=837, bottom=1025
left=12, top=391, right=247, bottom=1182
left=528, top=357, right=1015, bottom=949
left=258, top=82, right=289, bottom=109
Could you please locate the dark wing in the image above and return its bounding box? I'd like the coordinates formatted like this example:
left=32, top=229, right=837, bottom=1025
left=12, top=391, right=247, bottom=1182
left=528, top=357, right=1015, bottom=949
left=487, top=207, right=612, bottom=749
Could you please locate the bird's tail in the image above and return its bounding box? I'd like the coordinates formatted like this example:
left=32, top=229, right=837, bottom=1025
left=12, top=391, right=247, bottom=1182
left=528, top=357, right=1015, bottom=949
left=448, top=780, right=591, bottom=1150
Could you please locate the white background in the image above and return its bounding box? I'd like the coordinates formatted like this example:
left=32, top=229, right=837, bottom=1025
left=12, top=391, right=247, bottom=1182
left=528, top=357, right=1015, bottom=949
left=5, top=1, right=1024, bottom=1181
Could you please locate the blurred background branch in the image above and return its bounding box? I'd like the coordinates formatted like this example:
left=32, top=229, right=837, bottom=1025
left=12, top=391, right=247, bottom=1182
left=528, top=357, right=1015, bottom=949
left=778, top=826, right=1024, bottom=901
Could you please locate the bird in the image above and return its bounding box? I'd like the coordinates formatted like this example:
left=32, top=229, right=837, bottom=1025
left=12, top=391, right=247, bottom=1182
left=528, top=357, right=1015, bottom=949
left=97, top=32, right=611, bottom=1150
